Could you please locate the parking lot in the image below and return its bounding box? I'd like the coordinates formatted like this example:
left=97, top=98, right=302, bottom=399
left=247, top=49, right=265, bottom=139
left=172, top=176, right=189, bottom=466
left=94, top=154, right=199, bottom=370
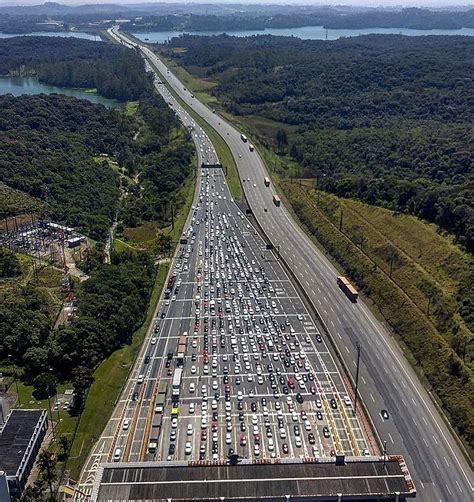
left=112, top=166, right=370, bottom=464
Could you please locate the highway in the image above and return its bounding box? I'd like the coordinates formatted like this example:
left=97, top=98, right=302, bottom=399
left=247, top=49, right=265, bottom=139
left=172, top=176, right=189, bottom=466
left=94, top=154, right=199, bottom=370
left=100, top=27, right=472, bottom=501
left=78, top=31, right=371, bottom=498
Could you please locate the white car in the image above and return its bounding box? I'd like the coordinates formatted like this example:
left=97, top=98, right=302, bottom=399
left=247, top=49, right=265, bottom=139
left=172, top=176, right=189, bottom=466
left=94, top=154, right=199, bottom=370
left=189, top=383, right=196, bottom=393
left=150, top=337, right=157, bottom=345
left=191, top=365, right=197, bottom=374
left=189, top=403, right=195, bottom=414
left=187, top=424, right=193, bottom=436
left=185, top=442, right=193, bottom=455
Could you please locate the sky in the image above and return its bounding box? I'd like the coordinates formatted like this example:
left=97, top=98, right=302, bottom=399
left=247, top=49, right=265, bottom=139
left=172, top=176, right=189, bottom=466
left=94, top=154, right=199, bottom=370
left=0, top=0, right=472, bottom=7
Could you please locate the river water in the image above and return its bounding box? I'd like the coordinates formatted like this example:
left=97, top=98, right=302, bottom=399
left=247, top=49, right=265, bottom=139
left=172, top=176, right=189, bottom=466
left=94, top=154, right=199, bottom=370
left=132, top=25, right=474, bottom=44
left=0, top=76, right=125, bottom=110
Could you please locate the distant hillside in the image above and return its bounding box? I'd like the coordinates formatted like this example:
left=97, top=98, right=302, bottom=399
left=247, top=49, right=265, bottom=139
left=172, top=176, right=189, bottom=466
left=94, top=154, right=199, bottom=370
left=165, top=33, right=474, bottom=252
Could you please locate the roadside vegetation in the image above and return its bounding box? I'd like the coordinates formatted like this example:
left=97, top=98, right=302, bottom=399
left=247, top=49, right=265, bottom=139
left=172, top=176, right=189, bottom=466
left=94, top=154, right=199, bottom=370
left=163, top=33, right=474, bottom=252
left=160, top=34, right=473, bottom=451
left=0, top=35, right=196, bottom=495
left=282, top=182, right=473, bottom=452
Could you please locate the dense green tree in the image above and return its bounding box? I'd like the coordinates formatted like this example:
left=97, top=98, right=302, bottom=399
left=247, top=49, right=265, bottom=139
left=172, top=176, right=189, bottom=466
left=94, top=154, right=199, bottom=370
left=166, top=34, right=474, bottom=251
left=0, top=248, right=21, bottom=277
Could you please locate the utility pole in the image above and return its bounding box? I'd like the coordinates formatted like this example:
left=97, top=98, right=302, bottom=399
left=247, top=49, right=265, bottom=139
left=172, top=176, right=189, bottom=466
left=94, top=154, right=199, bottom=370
left=171, top=204, right=175, bottom=230
left=353, top=342, right=361, bottom=417
left=339, top=208, right=343, bottom=232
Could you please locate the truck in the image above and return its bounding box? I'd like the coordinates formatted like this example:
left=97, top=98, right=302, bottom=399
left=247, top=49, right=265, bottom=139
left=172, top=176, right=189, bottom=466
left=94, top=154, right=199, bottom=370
left=264, top=177, right=270, bottom=187
left=155, top=393, right=166, bottom=413
left=273, top=194, right=281, bottom=207
left=155, top=382, right=168, bottom=413
left=240, top=133, right=248, bottom=143
left=164, top=274, right=176, bottom=299
left=172, top=367, right=183, bottom=400
left=249, top=144, right=254, bottom=152
left=152, top=413, right=163, bottom=429
left=337, top=276, right=358, bottom=302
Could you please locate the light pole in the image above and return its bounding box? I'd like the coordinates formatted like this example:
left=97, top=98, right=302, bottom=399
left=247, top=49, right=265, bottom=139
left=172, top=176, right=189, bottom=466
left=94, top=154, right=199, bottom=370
left=353, top=342, right=361, bottom=417
left=47, top=368, right=56, bottom=440
left=8, top=355, right=21, bottom=407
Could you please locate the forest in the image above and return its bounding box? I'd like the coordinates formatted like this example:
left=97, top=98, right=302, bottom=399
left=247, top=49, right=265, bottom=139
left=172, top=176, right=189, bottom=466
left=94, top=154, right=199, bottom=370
left=165, top=34, right=474, bottom=251
left=0, top=36, right=151, bottom=101
left=1, top=6, right=474, bottom=33
left=0, top=246, right=155, bottom=412
left=0, top=94, right=125, bottom=240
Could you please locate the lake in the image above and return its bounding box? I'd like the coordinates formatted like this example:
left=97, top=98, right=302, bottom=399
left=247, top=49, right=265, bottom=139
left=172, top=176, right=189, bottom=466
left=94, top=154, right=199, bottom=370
left=0, top=31, right=100, bottom=40
left=0, top=76, right=125, bottom=110
left=132, top=25, right=474, bottom=44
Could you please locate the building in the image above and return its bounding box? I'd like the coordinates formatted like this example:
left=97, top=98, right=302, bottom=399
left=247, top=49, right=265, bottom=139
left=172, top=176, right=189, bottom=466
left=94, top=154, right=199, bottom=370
left=90, top=456, right=416, bottom=501
left=0, top=409, right=48, bottom=498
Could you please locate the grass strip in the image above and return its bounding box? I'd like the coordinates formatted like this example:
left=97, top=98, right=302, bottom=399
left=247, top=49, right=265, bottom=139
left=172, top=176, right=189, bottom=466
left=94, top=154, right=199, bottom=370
left=66, top=262, right=169, bottom=480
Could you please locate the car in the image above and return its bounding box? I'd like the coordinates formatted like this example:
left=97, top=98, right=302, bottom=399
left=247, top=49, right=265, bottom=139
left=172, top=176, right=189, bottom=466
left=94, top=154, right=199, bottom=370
left=185, top=442, right=193, bottom=455
left=381, top=409, right=390, bottom=420
left=113, top=448, right=122, bottom=462
left=296, top=392, right=304, bottom=404
left=189, top=383, right=196, bottom=393
left=295, top=437, right=302, bottom=448
left=144, top=355, right=151, bottom=364
left=330, top=398, right=337, bottom=409
left=122, top=419, right=130, bottom=431
left=137, top=374, right=144, bottom=384
left=323, top=427, right=330, bottom=438
left=187, top=424, right=193, bottom=436
left=308, top=433, right=316, bottom=445
left=168, top=444, right=176, bottom=455
left=189, top=402, right=195, bottom=414
left=150, top=337, right=157, bottom=345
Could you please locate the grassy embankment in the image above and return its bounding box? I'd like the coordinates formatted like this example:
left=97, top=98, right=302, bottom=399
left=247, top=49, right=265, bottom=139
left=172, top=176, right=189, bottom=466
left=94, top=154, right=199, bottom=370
left=282, top=182, right=473, bottom=455
left=67, top=139, right=197, bottom=480
left=66, top=262, right=169, bottom=479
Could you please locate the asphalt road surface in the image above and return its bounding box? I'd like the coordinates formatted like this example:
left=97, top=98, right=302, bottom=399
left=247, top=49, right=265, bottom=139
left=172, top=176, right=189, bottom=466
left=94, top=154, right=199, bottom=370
left=115, top=165, right=371, bottom=465
left=85, top=27, right=473, bottom=502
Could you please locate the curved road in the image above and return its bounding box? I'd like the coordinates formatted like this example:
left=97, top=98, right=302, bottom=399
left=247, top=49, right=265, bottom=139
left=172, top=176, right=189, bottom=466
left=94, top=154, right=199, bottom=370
left=112, top=28, right=473, bottom=501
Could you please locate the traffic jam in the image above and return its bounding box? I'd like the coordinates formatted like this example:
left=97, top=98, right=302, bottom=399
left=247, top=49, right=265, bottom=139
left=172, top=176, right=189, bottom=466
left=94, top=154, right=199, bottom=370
left=153, top=167, right=370, bottom=462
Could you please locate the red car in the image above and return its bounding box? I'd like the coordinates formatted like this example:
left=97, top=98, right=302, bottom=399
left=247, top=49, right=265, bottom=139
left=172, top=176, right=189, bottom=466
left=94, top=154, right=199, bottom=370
left=240, top=435, right=247, bottom=447
left=167, top=368, right=173, bottom=376
left=254, top=434, right=260, bottom=444
left=201, top=430, right=207, bottom=441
